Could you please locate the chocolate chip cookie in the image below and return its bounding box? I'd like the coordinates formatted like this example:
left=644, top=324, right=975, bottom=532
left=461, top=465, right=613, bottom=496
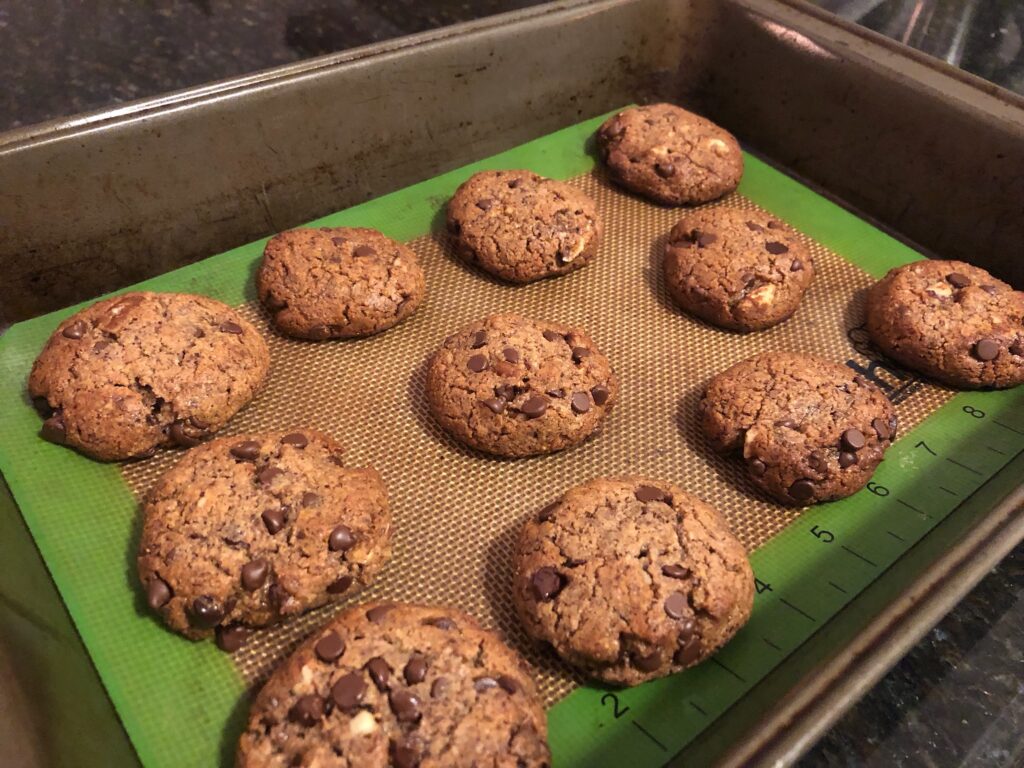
left=446, top=170, right=602, bottom=283
left=237, top=602, right=550, bottom=768
left=865, top=260, right=1024, bottom=389
left=701, top=352, right=897, bottom=506
left=664, top=206, right=814, bottom=331
left=28, top=291, right=270, bottom=461
left=513, top=477, right=753, bottom=686
left=138, top=429, right=391, bottom=641
left=596, top=103, right=743, bottom=206
left=257, top=227, right=425, bottom=340
left=424, top=314, right=619, bottom=457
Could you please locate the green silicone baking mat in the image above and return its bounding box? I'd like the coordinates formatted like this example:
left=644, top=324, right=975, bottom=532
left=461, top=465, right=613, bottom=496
left=0, top=110, right=1021, bottom=768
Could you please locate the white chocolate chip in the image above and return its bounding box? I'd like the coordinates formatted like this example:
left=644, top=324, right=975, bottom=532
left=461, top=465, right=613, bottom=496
left=747, top=284, right=777, bottom=307
left=300, top=665, right=314, bottom=685
left=925, top=282, right=952, bottom=300
left=349, top=710, right=378, bottom=737
left=742, top=426, right=763, bottom=458
left=708, top=138, right=729, bottom=156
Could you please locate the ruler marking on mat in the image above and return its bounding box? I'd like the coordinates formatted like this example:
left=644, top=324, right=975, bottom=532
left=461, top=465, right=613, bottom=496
left=550, top=399, right=1024, bottom=768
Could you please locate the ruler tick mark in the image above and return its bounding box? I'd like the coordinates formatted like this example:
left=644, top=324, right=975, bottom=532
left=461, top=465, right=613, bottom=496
left=828, top=581, right=848, bottom=594
left=689, top=701, right=707, bottom=716
left=939, top=486, right=959, bottom=496
left=886, top=530, right=907, bottom=543
left=896, top=498, right=930, bottom=518
left=709, top=657, right=747, bottom=683
left=993, top=420, right=1023, bottom=436
left=631, top=720, right=667, bottom=751
left=944, top=457, right=981, bottom=476
left=986, top=445, right=1007, bottom=456
left=841, top=544, right=878, bottom=567
left=762, top=636, right=782, bottom=651
left=779, top=597, right=816, bottom=622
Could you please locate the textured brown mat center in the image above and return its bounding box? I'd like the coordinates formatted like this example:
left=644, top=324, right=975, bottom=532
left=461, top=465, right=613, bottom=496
left=122, top=170, right=953, bottom=706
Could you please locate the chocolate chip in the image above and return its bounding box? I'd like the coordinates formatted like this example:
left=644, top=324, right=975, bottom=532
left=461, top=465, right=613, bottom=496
left=430, top=678, right=449, bottom=698
left=475, top=198, right=494, bottom=211
left=326, top=575, right=353, bottom=594
left=215, top=625, right=250, bottom=652
left=366, top=657, right=392, bottom=691
left=633, top=650, right=662, bottom=672
left=62, top=320, right=87, bottom=339
left=188, top=596, right=224, bottom=629
left=531, top=567, right=563, bottom=601
left=241, top=559, right=269, bottom=591
left=404, top=655, right=427, bottom=684
left=662, top=564, right=690, bottom=579
left=302, top=492, right=320, bottom=507
left=467, top=354, right=487, bottom=373
left=790, top=259, right=804, bottom=272
left=974, top=338, right=999, bottom=361
left=654, top=162, right=675, bottom=178
left=745, top=221, right=764, bottom=232
left=664, top=592, right=689, bottom=619
left=502, top=347, right=520, bottom=363
left=774, top=418, right=798, bottom=430
left=40, top=412, right=67, bottom=444
left=591, top=384, right=610, bottom=406
left=389, top=689, right=422, bottom=723
left=470, top=330, right=487, bottom=348
left=257, top=466, right=283, bottom=485
left=839, top=451, right=858, bottom=468
left=331, top=672, right=366, bottom=712
left=146, top=577, right=171, bottom=610
left=982, top=284, right=999, bottom=296
left=635, top=485, right=668, bottom=503
left=188, top=416, right=209, bottom=430
left=262, top=508, right=286, bottom=534
left=696, top=232, right=718, bottom=248
left=571, top=346, right=591, bottom=363
left=520, top=395, right=549, bottom=419
left=392, top=740, right=421, bottom=768
left=546, top=388, right=565, bottom=398
left=674, top=632, right=702, bottom=666
left=535, top=501, right=558, bottom=523
left=219, top=321, right=244, bottom=334
left=497, top=675, right=519, bottom=694
left=841, top=428, right=866, bottom=452
left=309, top=324, right=334, bottom=340
left=495, top=384, right=516, bottom=400
left=366, top=605, right=394, bottom=623
left=571, top=392, right=591, bottom=414
left=315, top=631, right=346, bottom=662
left=947, top=273, right=971, bottom=289
left=230, top=440, right=261, bottom=460
left=808, top=452, right=827, bottom=473
left=508, top=178, right=521, bottom=188
left=168, top=419, right=203, bottom=447
left=331, top=236, right=347, bottom=247
left=424, top=616, right=456, bottom=630
left=765, top=241, right=789, bottom=255
left=767, top=221, right=782, bottom=229
left=789, top=479, right=815, bottom=503
left=288, top=695, right=324, bottom=726
left=1010, top=340, right=1024, bottom=357
left=872, top=418, right=890, bottom=440
left=326, top=525, right=356, bottom=553
left=280, top=433, right=308, bottom=448
left=268, top=584, right=290, bottom=611
left=482, top=398, right=505, bottom=414
left=474, top=676, right=499, bottom=692
left=543, top=330, right=563, bottom=343
left=749, top=459, right=767, bottom=476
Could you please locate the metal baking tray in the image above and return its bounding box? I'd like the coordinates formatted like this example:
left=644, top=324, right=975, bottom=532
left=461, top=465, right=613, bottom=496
left=1, top=1, right=1022, bottom=765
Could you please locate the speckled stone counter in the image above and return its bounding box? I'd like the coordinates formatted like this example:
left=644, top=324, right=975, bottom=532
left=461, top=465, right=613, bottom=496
left=0, top=2, right=1022, bottom=767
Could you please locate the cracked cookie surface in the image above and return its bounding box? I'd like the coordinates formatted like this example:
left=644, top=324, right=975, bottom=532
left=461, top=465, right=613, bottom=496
left=28, top=291, right=270, bottom=461
left=237, top=602, right=550, bottom=768
left=512, top=476, right=753, bottom=686
left=424, top=314, right=619, bottom=457
left=664, top=206, right=814, bottom=331
left=445, top=170, right=602, bottom=283
left=596, top=103, right=743, bottom=206
left=257, top=227, right=425, bottom=339
left=138, top=429, right=391, bottom=641
left=865, top=260, right=1024, bottom=389
left=701, top=352, right=897, bottom=506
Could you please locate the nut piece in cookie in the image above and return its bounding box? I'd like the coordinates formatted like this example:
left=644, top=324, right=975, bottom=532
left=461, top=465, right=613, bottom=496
left=596, top=103, right=743, bottom=205
left=137, top=430, right=391, bottom=641
left=700, top=352, right=897, bottom=505
left=28, top=291, right=270, bottom=461
left=257, top=226, right=425, bottom=340
left=424, top=313, right=619, bottom=457
left=513, top=477, right=754, bottom=686
left=446, top=169, right=603, bottom=283
left=236, top=602, right=550, bottom=767
left=664, top=207, right=814, bottom=331
left=865, top=259, right=1024, bottom=389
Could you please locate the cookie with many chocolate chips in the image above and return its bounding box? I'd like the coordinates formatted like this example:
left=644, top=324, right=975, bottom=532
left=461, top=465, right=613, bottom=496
left=865, top=260, right=1024, bottom=389
left=446, top=169, right=603, bottom=283
left=237, top=602, right=550, bottom=767
left=513, top=477, right=753, bottom=686
left=257, top=227, right=425, bottom=340
left=596, top=103, right=743, bottom=206
left=28, top=291, right=270, bottom=461
left=664, top=206, right=814, bottom=331
left=701, top=352, right=897, bottom=506
left=138, top=430, right=391, bottom=641
left=424, top=314, right=619, bottom=457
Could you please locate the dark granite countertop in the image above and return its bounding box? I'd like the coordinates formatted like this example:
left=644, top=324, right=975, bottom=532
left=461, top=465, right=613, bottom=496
left=0, top=2, right=1021, bottom=767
